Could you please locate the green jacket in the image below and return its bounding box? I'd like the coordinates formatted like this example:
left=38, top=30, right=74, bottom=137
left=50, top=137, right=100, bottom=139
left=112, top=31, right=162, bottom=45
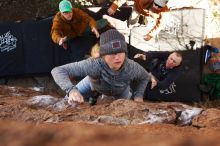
left=203, top=74, right=220, bottom=99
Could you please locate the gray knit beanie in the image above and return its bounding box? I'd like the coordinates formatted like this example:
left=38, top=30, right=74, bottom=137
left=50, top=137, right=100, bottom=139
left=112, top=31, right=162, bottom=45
left=100, top=29, right=127, bottom=56
left=154, top=0, right=169, bottom=7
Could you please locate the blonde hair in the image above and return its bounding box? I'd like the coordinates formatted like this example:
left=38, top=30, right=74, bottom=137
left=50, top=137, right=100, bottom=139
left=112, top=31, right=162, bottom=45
left=90, top=43, right=100, bottom=58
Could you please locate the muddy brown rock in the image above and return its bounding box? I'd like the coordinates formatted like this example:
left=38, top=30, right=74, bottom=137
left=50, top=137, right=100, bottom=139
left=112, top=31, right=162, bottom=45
left=0, top=85, right=205, bottom=125
left=192, top=108, right=220, bottom=128
left=0, top=85, right=220, bottom=146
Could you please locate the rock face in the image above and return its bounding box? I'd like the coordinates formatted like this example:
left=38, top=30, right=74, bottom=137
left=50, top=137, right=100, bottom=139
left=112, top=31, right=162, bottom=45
left=0, top=85, right=203, bottom=125
left=0, top=85, right=220, bottom=146
left=192, top=108, right=220, bottom=128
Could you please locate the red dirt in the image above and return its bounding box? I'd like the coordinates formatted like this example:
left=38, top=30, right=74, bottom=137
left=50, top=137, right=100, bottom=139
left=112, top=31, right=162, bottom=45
left=0, top=85, right=220, bottom=146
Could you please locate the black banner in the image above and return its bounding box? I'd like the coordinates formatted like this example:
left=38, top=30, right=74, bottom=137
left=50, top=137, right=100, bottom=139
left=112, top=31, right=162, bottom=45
left=21, top=17, right=54, bottom=74
left=0, top=22, right=24, bottom=76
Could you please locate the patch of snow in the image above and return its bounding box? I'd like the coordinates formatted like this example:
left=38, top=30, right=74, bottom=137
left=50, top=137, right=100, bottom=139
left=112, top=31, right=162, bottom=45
left=11, top=93, right=25, bottom=96
left=8, top=86, right=16, bottom=92
left=52, top=98, right=77, bottom=111
left=177, top=107, right=203, bottom=125
left=139, top=110, right=171, bottom=124
left=27, top=95, right=59, bottom=107
left=29, top=87, right=44, bottom=92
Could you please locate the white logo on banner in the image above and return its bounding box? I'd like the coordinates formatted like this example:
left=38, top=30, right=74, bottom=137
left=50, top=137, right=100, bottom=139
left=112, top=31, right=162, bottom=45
left=0, top=31, right=17, bottom=53
left=164, top=17, right=181, bottom=35
left=159, top=82, right=176, bottom=94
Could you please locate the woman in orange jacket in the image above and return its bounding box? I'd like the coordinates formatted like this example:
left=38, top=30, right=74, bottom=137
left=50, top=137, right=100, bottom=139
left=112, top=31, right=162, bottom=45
left=51, top=0, right=107, bottom=49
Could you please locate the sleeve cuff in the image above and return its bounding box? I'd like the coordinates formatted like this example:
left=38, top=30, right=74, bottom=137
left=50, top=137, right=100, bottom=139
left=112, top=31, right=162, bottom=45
left=110, top=3, right=119, bottom=12
left=66, top=86, right=78, bottom=95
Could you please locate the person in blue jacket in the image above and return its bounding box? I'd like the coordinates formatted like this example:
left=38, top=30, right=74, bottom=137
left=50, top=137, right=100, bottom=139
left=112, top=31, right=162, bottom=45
left=51, top=29, right=151, bottom=105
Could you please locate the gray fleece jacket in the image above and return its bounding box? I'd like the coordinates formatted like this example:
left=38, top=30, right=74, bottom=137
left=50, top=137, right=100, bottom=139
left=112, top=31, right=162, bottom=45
left=51, top=57, right=150, bottom=99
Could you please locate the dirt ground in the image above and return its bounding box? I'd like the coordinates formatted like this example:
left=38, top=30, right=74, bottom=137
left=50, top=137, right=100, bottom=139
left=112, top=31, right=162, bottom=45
left=1, top=0, right=220, bottom=146
left=1, top=85, right=220, bottom=146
